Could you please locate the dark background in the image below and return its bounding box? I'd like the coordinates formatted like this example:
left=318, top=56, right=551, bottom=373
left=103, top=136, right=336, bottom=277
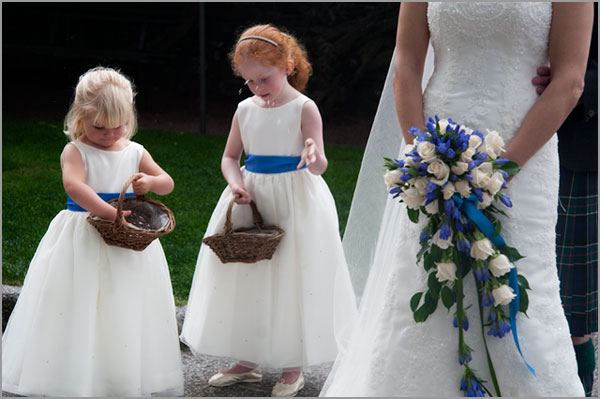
left=3, top=2, right=400, bottom=146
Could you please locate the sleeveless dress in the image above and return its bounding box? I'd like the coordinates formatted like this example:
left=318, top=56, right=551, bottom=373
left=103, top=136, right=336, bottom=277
left=2, top=141, right=184, bottom=397
left=321, top=3, right=585, bottom=396
left=180, top=94, right=357, bottom=369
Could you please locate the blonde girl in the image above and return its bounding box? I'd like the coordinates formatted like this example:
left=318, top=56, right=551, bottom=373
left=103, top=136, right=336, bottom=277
left=180, top=25, right=357, bottom=397
left=2, top=67, right=184, bottom=397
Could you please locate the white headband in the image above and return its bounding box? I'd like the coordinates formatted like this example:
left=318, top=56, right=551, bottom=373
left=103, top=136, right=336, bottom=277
left=238, top=35, right=282, bottom=50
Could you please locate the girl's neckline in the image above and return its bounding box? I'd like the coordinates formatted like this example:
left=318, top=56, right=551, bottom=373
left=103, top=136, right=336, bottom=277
left=77, top=139, right=131, bottom=153
left=249, top=94, right=305, bottom=110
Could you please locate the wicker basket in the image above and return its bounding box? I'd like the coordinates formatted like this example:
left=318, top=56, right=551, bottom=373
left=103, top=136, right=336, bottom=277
left=87, top=175, right=176, bottom=251
left=202, top=195, right=285, bottom=263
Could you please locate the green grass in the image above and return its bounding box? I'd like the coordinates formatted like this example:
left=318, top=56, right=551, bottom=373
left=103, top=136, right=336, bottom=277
left=2, top=117, right=364, bottom=304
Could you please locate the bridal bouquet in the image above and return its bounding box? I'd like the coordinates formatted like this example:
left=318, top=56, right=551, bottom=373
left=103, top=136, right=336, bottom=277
left=384, top=116, right=532, bottom=397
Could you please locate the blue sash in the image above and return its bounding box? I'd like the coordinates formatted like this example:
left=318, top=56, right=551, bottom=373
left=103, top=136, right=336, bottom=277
left=244, top=154, right=306, bottom=174
left=67, top=192, right=135, bottom=212
left=452, top=193, right=535, bottom=376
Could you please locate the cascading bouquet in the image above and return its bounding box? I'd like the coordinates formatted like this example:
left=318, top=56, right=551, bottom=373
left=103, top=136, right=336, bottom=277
left=384, top=116, right=534, bottom=397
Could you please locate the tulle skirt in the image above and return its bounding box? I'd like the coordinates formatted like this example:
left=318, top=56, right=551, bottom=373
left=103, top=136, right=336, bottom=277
left=180, top=168, right=357, bottom=368
left=2, top=210, right=184, bottom=397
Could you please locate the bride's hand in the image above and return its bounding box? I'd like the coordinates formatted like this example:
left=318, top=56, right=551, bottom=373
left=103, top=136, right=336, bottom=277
left=532, top=66, right=551, bottom=95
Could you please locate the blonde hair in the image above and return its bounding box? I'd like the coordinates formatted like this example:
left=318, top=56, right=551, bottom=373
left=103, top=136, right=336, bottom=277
left=63, top=67, right=137, bottom=141
left=230, top=24, right=312, bottom=92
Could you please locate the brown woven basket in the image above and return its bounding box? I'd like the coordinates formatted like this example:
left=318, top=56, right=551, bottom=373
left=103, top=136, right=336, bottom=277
left=87, top=175, right=176, bottom=251
left=202, top=195, right=285, bottom=263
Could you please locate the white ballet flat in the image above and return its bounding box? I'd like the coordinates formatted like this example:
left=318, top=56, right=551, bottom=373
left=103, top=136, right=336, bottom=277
left=208, top=368, right=263, bottom=387
left=271, top=373, right=305, bottom=397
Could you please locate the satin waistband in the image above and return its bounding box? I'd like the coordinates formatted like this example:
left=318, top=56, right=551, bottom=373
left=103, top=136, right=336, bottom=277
left=244, top=154, right=306, bottom=174
left=66, top=192, right=135, bottom=212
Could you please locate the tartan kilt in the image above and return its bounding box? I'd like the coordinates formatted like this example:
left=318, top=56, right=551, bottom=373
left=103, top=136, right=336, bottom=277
left=556, top=167, right=598, bottom=336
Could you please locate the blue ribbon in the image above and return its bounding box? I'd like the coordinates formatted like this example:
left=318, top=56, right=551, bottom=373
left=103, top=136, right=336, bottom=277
left=244, top=154, right=306, bottom=174
left=66, top=192, right=136, bottom=212
left=452, top=193, right=536, bottom=376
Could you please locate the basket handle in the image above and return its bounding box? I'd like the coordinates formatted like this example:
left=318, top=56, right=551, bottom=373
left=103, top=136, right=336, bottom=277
left=114, top=174, right=140, bottom=229
left=224, top=194, right=264, bottom=234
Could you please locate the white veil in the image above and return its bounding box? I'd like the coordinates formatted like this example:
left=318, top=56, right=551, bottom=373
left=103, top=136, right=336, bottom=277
left=342, top=43, right=435, bottom=299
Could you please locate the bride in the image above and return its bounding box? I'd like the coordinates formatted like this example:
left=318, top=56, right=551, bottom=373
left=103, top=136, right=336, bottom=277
left=322, top=3, right=593, bottom=397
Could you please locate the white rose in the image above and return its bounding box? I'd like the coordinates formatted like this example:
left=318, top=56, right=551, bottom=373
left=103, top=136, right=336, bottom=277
left=472, top=168, right=491, bottom=189
left=414, top=177, right=429, bottom=196
left=384, top=169, right=403, bottom=189
left=488, top=254, right=514, bottom=277
left=483, top=130, right=505, bottom=159
left=477, top=162, right=493, bottom=175
left=399, top=187, right=425, bottom=210
left=486, top=171, right=505, bottom=196
left=460, top=147, right=475, bottom=163
left=425, top=199, right=439, bottom=214
left=432, top=227, right=453, bottom=249
left=477, top=192, right=494, bottom=209
left=468, top=134, right=483, bottom=149
left=462, top=126, right=474, bottom=136
left=427, top=160, right=450, bottom=186
left=451, top=161, right=469, bottom=176
left=435, top=262, right=457, bottom=282
left=492, top=285, right=516, bottom=306
left=404, top=155, right=418, bottom=168
left=417, top=141, right=437, bottom=162
left=454, top=179, right=471, bottom=198
left=442, top=181, right=456, bottom=200
left=470, top=238, right=494, bottom=260
left=438, top=119, right=450, bottom=133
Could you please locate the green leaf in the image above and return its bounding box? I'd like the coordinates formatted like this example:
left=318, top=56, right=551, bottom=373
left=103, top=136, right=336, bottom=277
left=428, top=272, right=441, bottom=296
left=499, top=160, right=520, bottom=177
left=424, top=291, right=439, bottom=313
left=407, top=207, right=420, bottom=223
left=519, top=285, right=529, bottom=315
left=517, top=274, right=530, bottom=290
left=424, top=253, right=436, bottom=272
left=430, top=244, right=443, bottom=262
left=441, top=285, right=454, bottom=311
left=499, top=245, right=525, bottom=262
left=493, top=218, right=502, bottom=238
left=406, top=167, right=419, bottom=177
left=410, top=292, right=423, bottom=313
left=414, top=304, right=431, bottom=323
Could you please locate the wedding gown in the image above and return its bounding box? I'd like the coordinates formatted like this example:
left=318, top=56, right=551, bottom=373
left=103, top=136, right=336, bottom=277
left=321, top=3, right=584, bottom=396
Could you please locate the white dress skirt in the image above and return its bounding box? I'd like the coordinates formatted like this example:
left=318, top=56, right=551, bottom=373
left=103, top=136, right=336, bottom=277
left=2, top=141, right=184, bottom=397
left=181, top=95, right=358, bottom=369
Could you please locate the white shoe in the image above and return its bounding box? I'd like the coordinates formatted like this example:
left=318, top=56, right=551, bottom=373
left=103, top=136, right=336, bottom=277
left=208, top=368, right=263, bottom=387
left=271, top=373, right=305, bottom=397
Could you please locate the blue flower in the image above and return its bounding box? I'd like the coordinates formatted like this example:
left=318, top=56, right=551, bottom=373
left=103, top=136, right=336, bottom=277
left=447, top=148, right=457, bottom=159
left=392, top=159, right=405, bottom=168
left=499, top=194, right=513, bottom=208
left=449, top=174, right=458, bottom=181
left=481, top=291, right=494, bottom=307
left=494, top=157, right=510, bottom=166
left=408, top=127, right=421, bottom=137
left=427, top=122, right=436, bottom=134
left=471, top=129, right=484, bottom=140
left=488, top=319, right=511, bottom=338
left=464, top=173, right=474, bottom=182
left=436, top=140, right=450, bottom=155
left=473, top=266, right=492, bottom=282
left=465, top=378, right=486, bottom=397
left=389, top=187, right=402, bottom=199
left=476, top=153, right=488, bottom=161
left=440, top=222, right=452, bottom=240
left=457, top=238, right=471, bottom=253
left=459, top=351, right=472, bottom=365
left=499, top=169, right=509, bottom=179
left=453, top=317, right=458, bottom=328
left=472, top=187, right=484, bottom=202
left=463, top=318, right=469, bottom=331
left=400, top=174, right=413, bottom=182
left=419, top=229, right=430, bottom=243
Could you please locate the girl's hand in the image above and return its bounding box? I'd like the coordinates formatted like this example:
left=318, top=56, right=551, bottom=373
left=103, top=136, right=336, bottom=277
left=231, top=184, right=252, bottom=204
left=297, top=138, right=317, bottom=169
left=131, top=173, right=154, bottom=195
